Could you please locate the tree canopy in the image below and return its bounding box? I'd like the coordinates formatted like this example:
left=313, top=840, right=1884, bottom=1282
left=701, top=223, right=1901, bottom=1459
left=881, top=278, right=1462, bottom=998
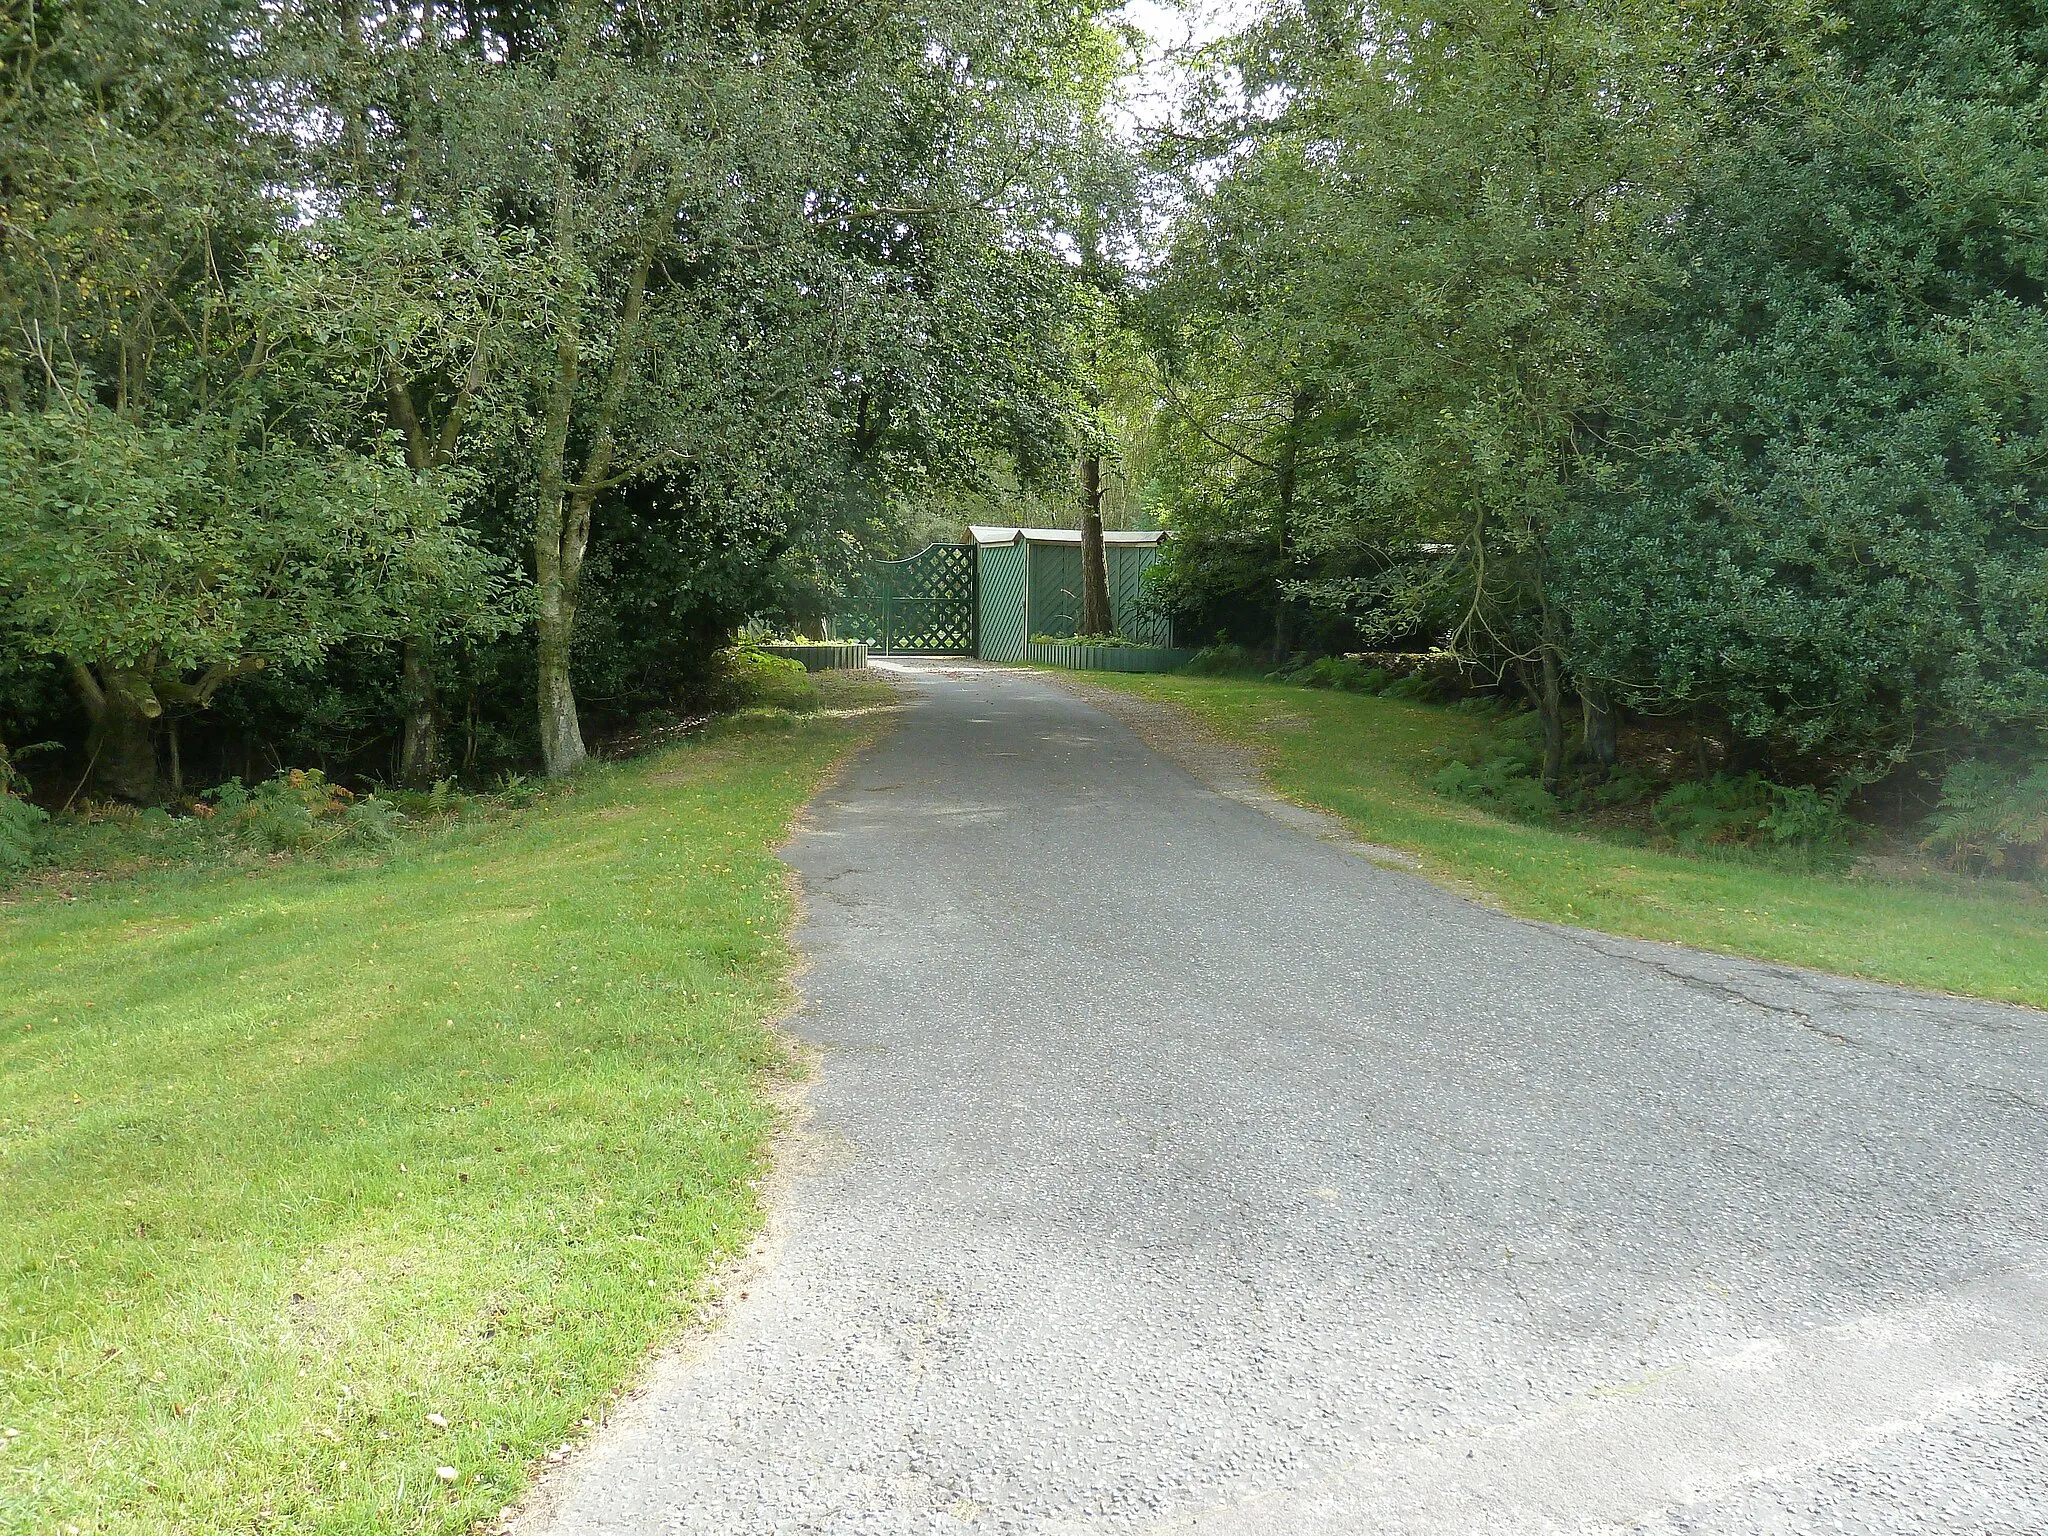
left=1141, top=0, right=2048, bottom=791
left=2, top=0, right=1133, bottom=789
left=4, top=0, right=2045, bottom=809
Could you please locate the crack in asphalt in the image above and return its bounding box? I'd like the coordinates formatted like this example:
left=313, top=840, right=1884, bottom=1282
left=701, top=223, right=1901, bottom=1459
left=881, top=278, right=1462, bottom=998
left=1561, top=931, right=1856, bottom=1046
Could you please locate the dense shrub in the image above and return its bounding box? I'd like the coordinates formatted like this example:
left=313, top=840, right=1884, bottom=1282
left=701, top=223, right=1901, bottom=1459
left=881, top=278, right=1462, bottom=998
left=1555, top=0, right=2048, bottom=772
left=1144, top=0, right=2048, bottom=797
left=1652, top=774, right=1774, bottom=847
left=710, top=647, right=821, bottom=714
left=1381, top=672, right=1448, bottom=704
left=204, top=769, right=406, bottom=853
left=1757, top=785, right=1855, bottom=853
left=1651, top=773, right=1855, bottom=855
left=1922, top=760, right=2048, bottom=878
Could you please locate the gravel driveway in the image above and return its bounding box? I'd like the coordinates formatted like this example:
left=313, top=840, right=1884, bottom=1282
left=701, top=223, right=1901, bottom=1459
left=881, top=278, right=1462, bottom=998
left=523, top=662, right=2048, bottom=1534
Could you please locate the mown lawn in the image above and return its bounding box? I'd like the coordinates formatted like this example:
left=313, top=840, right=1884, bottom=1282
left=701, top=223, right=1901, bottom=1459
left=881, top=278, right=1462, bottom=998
left=0, top=681, right=892, bottom=1534
left=1083, top=672, right=2048, bottom=1010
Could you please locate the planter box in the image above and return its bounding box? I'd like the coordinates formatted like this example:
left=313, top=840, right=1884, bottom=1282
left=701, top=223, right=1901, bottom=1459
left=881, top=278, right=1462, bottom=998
left=1024, top=641, right=1196, bottom=673
left=757, top=642, right=869, bottom=671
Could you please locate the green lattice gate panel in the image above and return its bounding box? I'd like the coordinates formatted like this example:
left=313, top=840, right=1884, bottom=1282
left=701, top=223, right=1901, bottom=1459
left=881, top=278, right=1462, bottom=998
left=834, top=543, right=978, bottom=655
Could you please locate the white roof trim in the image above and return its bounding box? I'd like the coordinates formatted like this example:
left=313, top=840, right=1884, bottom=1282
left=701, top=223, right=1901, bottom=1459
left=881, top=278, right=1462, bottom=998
left=969, top=525, right=1167, bottom=547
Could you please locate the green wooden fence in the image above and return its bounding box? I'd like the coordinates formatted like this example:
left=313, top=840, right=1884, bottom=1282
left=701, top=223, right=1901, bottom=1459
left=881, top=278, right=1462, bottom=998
left=1024, top=641, right=1195, bottom=673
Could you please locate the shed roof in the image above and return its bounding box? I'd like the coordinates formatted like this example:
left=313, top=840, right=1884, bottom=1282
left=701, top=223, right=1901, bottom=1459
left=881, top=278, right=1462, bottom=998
left=969, top=525, right=1168, bottom=548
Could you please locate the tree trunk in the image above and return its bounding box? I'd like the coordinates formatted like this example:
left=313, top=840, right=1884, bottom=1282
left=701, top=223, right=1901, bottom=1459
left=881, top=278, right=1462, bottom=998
left=536, top=604, right=585, bottom=776
left=1529, top=566, right=1568, bottom=789
left=383, top=370, right=460, bottom=788
left=528, top=143, right=672, bottom=779
left=1270, top=387, right=1310, bottom=664
left=1579, top=683, right=1619, bottom=774
left=1079, top=456, right=1114, bottom=636
left=531, top=172, right=587, bottom=778
left=399, top=636, right=441, bottom=786
left=532, top=490, right=587, bottom=776
left=70, top=664, right=162, bottom=803
left=1530, top=650, right=1566, bottom=790
left=1271, top=480, right=1293, bottom=665
left=100, top=690, right=160, bottom=802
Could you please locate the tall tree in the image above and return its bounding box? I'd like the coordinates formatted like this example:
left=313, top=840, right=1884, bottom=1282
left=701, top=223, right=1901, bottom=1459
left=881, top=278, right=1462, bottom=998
left=0, top=402, right=491, bottom=800
left=1078, top=454, right=1115, bottom=634
left=0, top=0, right=505, bottom=798
left=237, top=212, right=544, bottom=780
left=1153, top=0, right=1776, bottom=778
left=274, top=0, right=1131, bottom=775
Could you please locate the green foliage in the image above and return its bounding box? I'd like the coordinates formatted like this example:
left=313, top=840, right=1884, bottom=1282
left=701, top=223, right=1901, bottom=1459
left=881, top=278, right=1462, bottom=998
left=0, top=0, right=273, bottom=416
left=1922, top=760, right=2048, bottom=878
left=0, top=792, right=48, bottom=880
left=1652, top=774, right=1775, bottom=848
left=1422, top=720, right=1855, bottom=856
left=0, top=755, right=593, bottom=891
left=338, top=792, right=407, bottom=849
left=713, top=648, right=822, bottom=715
left=1649, top=775, right=1854, bottom=857
left=1142, top=0, right=2048, bottom=787
left=1380, top=673, right=1446, bottom=704
left=0, top=0, right=1137, bottom=791
left=234, top=774, right=334, bottom=853
left=0, top=740, right=59, bottom=881
left=1182, top=643, right=1260, bottom=676
left=1758, top=786, right=1855, bottom=853
left=1149, top=0, right=1732, bottom=682
left=204, top=769, right=407, bottom=854
left=1290, top=657, right=1387, bottom=693
left=387, top=777, right=473, bottom=821
left=1590, top=767, right=1661, bottom=809
left=494, top=772, right=541, bottom=809
left=1430, top=756, right=1561, bottom=822
left=1557, top=0, right=2048, bottom=769
left=0, top=405, right=491, bottom=675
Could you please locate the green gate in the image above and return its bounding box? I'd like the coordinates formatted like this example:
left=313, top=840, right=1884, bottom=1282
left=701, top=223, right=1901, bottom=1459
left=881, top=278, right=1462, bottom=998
left=834, top=543, right=978, bottom=655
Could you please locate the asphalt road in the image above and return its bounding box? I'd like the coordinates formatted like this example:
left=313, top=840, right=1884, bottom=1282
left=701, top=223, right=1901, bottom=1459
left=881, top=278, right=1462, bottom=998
left=525, top=663, right=2048, bottom=1534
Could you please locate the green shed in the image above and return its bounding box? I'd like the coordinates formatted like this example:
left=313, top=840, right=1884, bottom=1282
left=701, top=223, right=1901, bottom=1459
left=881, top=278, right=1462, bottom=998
left=969, top=526, right=1173, bottom=661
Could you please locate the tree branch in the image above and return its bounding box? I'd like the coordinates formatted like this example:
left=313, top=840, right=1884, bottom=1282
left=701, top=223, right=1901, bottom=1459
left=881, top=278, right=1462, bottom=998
left=432, top=338, right=490, bottom=468
left=156, top=657, right=267, bottom=708
left=1158, top=374, right=1281, bottom=473
left=65, top=658, right=106, bottom=721
left=385, top=366, right=432, bottom=471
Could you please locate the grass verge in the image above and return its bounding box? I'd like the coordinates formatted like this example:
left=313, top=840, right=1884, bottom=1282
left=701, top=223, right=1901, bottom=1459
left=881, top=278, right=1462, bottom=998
left=1078, top=672, right=2048, bottom=1010
left=0, top=674, right=896, bottom=1534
